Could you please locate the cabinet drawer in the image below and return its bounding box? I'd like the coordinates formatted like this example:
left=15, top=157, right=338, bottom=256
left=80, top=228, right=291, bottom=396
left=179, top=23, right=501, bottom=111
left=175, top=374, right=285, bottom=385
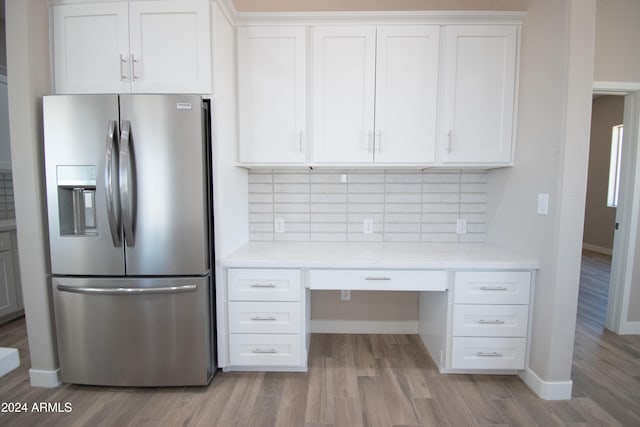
left=228, top=302, right=301, bottom=334
left=454, top=271, right=531, bottom=304
left=0, top=232, right=11, bottom=252
left=451, top=337, right=526, bottom=370
left=228, top=269, right=300, bottom=301
left=452, top=304, right=529, bottom=337
left=229, top=334, right=301, bottom=367
left=309, top=269, right=447, bottom=291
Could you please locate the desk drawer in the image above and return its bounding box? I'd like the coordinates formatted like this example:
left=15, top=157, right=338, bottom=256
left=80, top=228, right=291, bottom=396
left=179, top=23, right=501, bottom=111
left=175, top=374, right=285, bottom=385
left=309, top=269, right=447, bottom=291
left=229, top=334, right=301, bottom=367
left=0, top=232, right=11, bottom=252
left=451, top=337, right=526, bottom=370
left=228, top=302, right=301, bottom=334
left=452, top=304, right=529, bottom=337
left=454, top=271, right=531, bottom=304
left=228, top=269, right=300, bottom=301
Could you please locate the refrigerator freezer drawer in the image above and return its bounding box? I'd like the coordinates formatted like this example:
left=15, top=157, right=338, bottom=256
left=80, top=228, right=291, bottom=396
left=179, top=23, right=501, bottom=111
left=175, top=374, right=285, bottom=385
left=52, top=276, right=214, bottom=386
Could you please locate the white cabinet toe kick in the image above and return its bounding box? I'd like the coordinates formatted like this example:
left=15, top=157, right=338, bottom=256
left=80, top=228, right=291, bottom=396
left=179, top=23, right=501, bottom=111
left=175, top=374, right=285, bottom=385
left=220, top=263, right=535, bottom=375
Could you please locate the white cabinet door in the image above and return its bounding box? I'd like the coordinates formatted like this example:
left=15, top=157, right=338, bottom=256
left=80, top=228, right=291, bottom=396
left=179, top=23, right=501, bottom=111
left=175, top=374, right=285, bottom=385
left=53, top=3, right=130, bottom=94
left=312, top=26, right=376, bottom=163
left=0, top=251, right=18, bottom=319
left=237, top=26, right=306, bottom=163
left=129, top=0, right=212, bottom=94
left=374, top=25, right=440, bottom=164
left=440, top=25, right=517, bottom=165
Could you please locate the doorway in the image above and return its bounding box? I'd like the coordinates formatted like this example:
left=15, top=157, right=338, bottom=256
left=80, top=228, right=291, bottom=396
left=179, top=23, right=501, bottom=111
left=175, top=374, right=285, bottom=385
left=590, top=83, right=640, bottom=334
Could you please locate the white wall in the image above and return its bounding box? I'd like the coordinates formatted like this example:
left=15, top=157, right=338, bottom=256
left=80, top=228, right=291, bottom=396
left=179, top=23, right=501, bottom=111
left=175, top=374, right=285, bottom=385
left=486, top=0, right=596, bottom=396
left=594, top=0, right=640, bottom=83
left=6, top=0, right=60, bottom=387
left=583, top=96, right=623, bottom=253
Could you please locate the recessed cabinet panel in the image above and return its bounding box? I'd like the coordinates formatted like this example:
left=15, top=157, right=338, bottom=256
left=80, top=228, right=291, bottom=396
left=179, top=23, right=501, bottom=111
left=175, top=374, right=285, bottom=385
left=312, top=26, right=377, bottom=163
left=441, top=25, right=517, bottom=164
left=237, top=26, right=306, bottom=163
left=374, top=26, right=440, bottom=163
left=53, top=3, right=130, bottom=94
left=129, top=0, right=211, bottom=93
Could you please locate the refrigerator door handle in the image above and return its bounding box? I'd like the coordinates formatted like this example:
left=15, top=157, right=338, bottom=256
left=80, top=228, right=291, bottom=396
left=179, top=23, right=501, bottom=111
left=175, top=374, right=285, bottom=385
left=119, top=120, right=136, bottom=247
left=105, top=120, right=122, bottom=247
left=56, top=284, right=197, bottom=295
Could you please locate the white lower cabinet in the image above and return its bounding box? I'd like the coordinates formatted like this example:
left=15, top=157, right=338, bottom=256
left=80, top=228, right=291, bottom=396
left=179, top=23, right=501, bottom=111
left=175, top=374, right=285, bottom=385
left=229, top=334, right=302, bottom=367
left=450, top=271, right=532, bottom=370
left=451, top=337, right=527, bottom=370
left=226, top=269, right=306, bottom=370
left=0, top=231, right=22, bottom=322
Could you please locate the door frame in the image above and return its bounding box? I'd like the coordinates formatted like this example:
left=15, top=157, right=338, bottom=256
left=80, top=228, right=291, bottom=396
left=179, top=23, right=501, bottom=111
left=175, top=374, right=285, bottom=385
left=593, top=81, right=640, bottom=334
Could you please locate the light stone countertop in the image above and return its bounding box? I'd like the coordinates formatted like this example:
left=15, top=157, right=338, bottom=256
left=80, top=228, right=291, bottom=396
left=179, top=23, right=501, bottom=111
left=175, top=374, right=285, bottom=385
left=220, top=241, right=539, bottom=270
left=0, top=219, right=16, bottom=232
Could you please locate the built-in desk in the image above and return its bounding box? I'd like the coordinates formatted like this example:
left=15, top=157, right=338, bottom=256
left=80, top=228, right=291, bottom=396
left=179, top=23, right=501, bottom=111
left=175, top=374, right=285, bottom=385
left=219, top=242, right=539, bottom=374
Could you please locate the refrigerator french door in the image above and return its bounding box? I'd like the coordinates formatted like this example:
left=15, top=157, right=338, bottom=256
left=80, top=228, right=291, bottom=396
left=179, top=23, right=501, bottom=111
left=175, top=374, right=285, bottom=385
left=43, top=94, right=215, bottom=386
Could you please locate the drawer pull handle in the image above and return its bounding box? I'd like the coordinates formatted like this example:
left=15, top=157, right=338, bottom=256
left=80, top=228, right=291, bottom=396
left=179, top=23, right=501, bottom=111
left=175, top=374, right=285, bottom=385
left=365, top=277, right=391, bottom=281
left=252, top=348, right=277, bottom=354
left=480, top=286, right=508, bottom=291
left=250, top=284, right=277, bottom=288
left=476, top=352, right=503, bottom=357
left=478, top=320, right=505, bottom=325
left=251, top=316, right=277, bottom=321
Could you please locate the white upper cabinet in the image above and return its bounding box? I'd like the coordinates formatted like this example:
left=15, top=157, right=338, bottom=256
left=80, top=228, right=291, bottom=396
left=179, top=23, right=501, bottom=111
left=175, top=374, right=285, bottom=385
left=440, top=25, right=518, bottom=165
left=237, top=26, right=307, bottom=164
left=53, top=3, right=130, bottom=94
left=311, top=26, right=376, bottom=163
left=374, top=25, right=440, bottom=164
left=311, top=25, right=440, bottom=164
left=53, top=1, right=211, bottom=94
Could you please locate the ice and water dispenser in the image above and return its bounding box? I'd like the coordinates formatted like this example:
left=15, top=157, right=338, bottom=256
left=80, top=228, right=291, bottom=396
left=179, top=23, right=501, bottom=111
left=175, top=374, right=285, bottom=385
left=56, top=165, right=98, bottom=236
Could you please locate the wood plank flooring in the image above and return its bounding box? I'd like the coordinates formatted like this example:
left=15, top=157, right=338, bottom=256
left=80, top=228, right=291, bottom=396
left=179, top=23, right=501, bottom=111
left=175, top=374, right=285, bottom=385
left=1, top=250, right=639, bottom=426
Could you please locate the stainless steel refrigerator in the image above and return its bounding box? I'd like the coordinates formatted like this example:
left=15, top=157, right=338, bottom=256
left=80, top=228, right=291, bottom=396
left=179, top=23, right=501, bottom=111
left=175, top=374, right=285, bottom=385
left=43, top=94, right=215, bottom=386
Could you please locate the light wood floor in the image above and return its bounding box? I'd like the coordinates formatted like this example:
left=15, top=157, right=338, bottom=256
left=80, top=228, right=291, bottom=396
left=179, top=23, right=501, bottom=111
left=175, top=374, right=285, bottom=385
left=1, top=251, right=639, bottom=426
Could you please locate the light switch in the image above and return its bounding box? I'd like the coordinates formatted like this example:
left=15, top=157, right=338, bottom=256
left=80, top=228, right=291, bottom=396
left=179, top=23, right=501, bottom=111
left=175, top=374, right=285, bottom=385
left=275, top=218, right=285, bottom=233
left=537, top=193, right=549, bottom=215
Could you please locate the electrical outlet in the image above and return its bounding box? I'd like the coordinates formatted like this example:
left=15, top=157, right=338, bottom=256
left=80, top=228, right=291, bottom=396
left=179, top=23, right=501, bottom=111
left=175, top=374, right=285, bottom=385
left=274, top=218, right=285, bottom=233
left=537, top=193, right=549, bottom=215
left=363, top=218, right=374, bottom=234
left=456, top=218, right=467, bottom=234
left=341, top=290, right=351, bottom=301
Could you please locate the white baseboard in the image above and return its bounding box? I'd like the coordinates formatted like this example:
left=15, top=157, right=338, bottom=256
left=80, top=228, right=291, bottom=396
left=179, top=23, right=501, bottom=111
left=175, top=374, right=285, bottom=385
left=582, top=243, right=613, bottom=255
left=519, top=368, right=572, bottom=400
left=29, top=368, right=61, bottom=388
left=619, top=321, right=640, bottom=334
left=310, top=320, right=418, bottom=334
left=0, top=348, right=19, bottom=377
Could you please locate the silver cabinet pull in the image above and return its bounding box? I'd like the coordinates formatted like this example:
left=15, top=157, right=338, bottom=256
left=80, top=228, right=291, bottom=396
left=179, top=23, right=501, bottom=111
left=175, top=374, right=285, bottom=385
left=447, top=130, right=453, bottom=153
left=252, top=348, right=277, bottom=354
left=297, top=130, right=304, bottom=153
left=251, top=316, right=277, bottom=321
left=476, top=352, right=503, bottom=357
left=57, top=284, right=196, bottom=295
left=478, top=320, right=505, bottom=325
left=365, top=276, right=391, bottom=281
left=105, top=120, right=121, bottom=247
left=250, top=283, right=276, bottom=288
left=375, top=130, right=382, bottom=153
left=119, top=54, right=129, bottom=81
left=131, top=54, right=140, bottom=81
left=480, top=286, right=508, bottom=291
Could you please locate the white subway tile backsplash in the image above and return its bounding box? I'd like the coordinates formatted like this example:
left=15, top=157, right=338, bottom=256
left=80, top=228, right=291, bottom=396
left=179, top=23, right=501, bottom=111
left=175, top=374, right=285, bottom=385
left=274, top=193, right=310, bottom=203
left=248, top=169, right=488, bottom=243
left=248, top=173, right=273, bottom=184
left=248, top=183, right=273, bottom=193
